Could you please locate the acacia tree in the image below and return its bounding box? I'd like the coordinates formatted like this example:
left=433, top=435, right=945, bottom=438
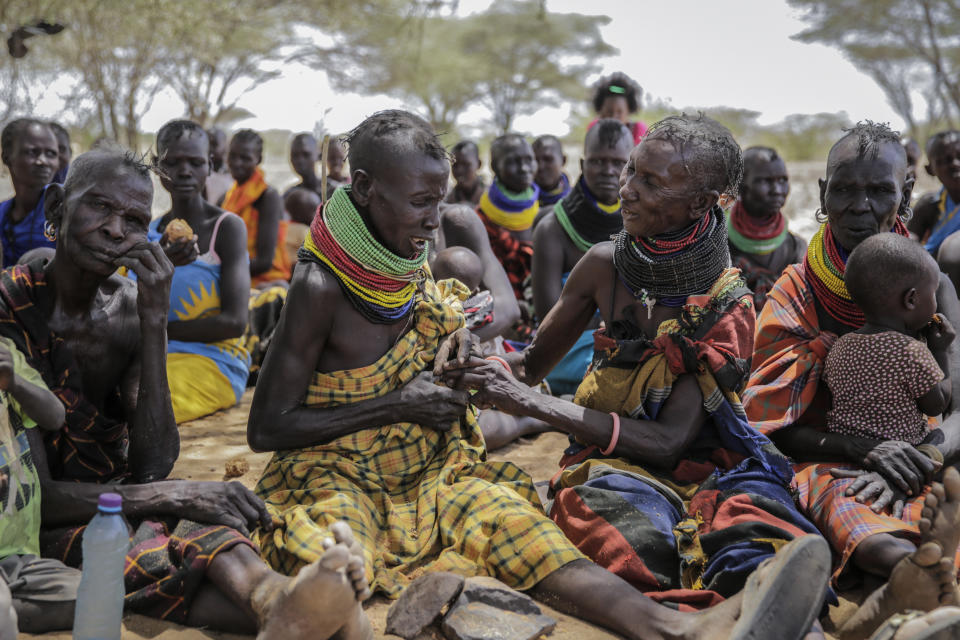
left=788, top=0, right=960, bottom=138
left=304, top=0, right=614, bottom=134
left=298, top=0, right=471, bottom=133
left=39, top=0, right=171, bottom=148
left=461, top=0, right=614, bottom=133
left=159, top=0, right=298, bottom=128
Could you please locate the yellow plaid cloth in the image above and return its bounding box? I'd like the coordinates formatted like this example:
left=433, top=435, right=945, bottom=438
left=253, top=278, right=583, bottom=596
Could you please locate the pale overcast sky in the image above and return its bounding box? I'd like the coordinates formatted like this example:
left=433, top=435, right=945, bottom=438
left=37, top=0, right=906, bottom=136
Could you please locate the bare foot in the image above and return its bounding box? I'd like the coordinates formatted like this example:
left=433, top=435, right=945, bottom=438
left=918, top=467, right=960, bottom=605
left=256, top=521, right=371, bottom=640
left=919, top=467, right=960, bottom=563
left=840, top=543, right=956, bottom=640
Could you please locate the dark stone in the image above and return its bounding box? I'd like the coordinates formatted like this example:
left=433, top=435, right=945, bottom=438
left=441, top=602, right=556, bottom=640
left=386, top=572, right=465, bottom=639
left=440, top=577, right=556, bottom=640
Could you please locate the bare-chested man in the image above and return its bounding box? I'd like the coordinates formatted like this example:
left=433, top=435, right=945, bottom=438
left=2, top=148, right=370, bottom=639
left=726, top=146, right=806, bottom=310
left=284, top=133, right=332, bottom=204
left=532, top=119, right=631, bottom=396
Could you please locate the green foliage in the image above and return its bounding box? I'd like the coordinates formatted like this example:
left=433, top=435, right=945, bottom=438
left=787, top=0, right=960, bottom=140
left=307, top=0, right=614, bottom=134
left=159, top=1, right=294, bottom=128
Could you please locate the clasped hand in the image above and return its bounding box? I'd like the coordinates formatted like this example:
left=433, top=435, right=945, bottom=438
left=432, top=328, right=527, bottom=414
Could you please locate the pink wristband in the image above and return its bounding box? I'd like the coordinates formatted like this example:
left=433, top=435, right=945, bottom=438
left=601, top=412, right=620, bottom=456
left=485, top=356, right=512, bottom=375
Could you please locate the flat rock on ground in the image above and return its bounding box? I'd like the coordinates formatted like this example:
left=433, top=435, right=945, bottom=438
left=386, top=572, right=465, bottom=639
left=440, top=577, right=556, bottom=640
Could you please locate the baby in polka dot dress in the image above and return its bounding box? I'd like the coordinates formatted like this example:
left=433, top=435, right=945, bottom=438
left=824, top=234, right=954, bottom=446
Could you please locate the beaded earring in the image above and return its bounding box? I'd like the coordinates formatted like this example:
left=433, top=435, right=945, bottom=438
left=43, top=220, right=57, bottom=242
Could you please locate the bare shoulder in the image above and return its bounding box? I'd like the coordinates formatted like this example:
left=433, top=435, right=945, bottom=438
left=583, top=239, right=615, bottom=264
left=440, top=202, right=483, bottom=234
left=569, top=241, right=615, bottom=282
left=286, top=260, right=344, bottom=313
left=214, top=209, right=248, bottom=238
left=533, top=203, right=554, bottom=228
left=532, top=211, right=565, bottom=245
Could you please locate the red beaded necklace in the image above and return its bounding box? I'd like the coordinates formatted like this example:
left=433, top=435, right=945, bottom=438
left=730, top=200, right=785, bottom=240
left=635, top=209, right=712, bottom=255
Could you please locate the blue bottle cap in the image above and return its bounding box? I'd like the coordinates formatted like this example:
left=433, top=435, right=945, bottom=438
left=98, top=492, right=122, bottom=513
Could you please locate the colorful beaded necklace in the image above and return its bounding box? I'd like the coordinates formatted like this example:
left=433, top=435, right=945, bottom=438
left=553, top=176, right=623, bottom=252
left=614, top=206, right=731, bottom=319
left=726, top=199, right=789, bottom=255
left=539, top=173, right=571, bottom=206
left=299, top=186, right=427, bottom=324
left=478, top=179, right=540, bottom=232
left=804, top=219, right=909, bottom=328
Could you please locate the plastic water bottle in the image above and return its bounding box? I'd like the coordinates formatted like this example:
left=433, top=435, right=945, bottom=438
left=73, top=493, right=129, bottom=640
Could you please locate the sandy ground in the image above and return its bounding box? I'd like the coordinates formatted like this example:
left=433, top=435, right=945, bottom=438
left=23, top=390, right=869, bottom=640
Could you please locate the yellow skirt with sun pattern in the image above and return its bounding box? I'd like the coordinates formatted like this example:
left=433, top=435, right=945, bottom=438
left=253, top=278, right=583, bottom=596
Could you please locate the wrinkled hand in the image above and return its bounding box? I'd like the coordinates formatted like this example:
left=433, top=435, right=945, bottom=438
left=925, top=313, right=956, bottom=353
left=116, top=242, right=174, bottom=325
left=432, top=328, right=482, bottom=380
left=171, top=481, right=273, bottom=536
left=398, top=371, right=471, bottom=431
left=0, top=343, right=13, bottom=391
left=443, top=357, right=528, bottom=415
left=829, top=468, right=907, bottom=518
left=862, top=440, right=937, bottom=496
left=161, top=235, right=199, bottom=267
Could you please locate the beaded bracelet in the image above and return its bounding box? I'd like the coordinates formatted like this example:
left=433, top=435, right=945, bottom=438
left=601, top=412, right=620, bottom=456
left=485, top=356, right=512, bottom=375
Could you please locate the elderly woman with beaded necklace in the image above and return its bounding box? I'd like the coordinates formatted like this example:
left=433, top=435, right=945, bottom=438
left=438, top=114, right=837, bottom=639
left=742, top=121, right=960, bottom=637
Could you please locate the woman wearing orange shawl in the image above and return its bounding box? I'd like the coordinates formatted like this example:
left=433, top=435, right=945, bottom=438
left=222, top=129, right=290, bottom=286
left=743, top=122, right=960, bottom=604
